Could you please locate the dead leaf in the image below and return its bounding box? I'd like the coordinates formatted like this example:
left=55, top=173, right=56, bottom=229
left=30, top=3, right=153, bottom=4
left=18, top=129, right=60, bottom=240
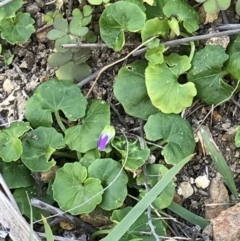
left=59, top=221, right=75, bottom=230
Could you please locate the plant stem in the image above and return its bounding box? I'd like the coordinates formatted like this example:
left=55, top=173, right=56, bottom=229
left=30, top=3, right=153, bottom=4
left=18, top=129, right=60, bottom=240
left=180, top=32, right=195, bottom=62
left=54, top=111, right=66, bottom=132
left=90, top=229, right=109, bottom=241
left=188, top=41, right=195, bottom=62
left=53, top=151, right=77, bottom=159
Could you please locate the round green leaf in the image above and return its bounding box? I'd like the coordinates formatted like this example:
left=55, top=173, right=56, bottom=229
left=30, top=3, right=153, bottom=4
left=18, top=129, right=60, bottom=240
left=21, top=127, right=65, bottom=172
left=187, top=45, right=233, bottom=104
left=65, top=100, right=110, bottom=153
left=73, top=48, right=91, bottom=64
left=83, top=5, right=93, bottom=17
left=0, top=122, right=31, bottom=162
left=203, top=0, right=230, bottom=14
left=47, top=17, right=68, bottom=40
left=88, top=158, right=128, bottom=210
left=112, top=136, right=150, bottom=171
left=73, top=63, right=92, bottom=82
left=53, top=162, right=103, bottom=214
left=99, top=1, right=146, bottom=51
left=47, top=51, right=72, bottom=67
left=236, top=0, right=240, bottom=15
left=111, top=207, right=166, bottom=240
left=80, top=149, right=100, bottom=167
left=56, top=62, right=75, bottom=81
left=70, top=17, right=89, bottom=36
left=225, top=34, right=240, bottom=80
left=0, top=162, right=34, bottom=189
left=137, top=164, right=175, bottom=210
left=55, top=35, right=75, bottom=53
left=47, top=29, right=67, bottom=40
left=145, top=45, right=166, bottom=65
left=163, top=0, right=199, bottom=33
left=25, top=79, right=87, bottom=127
left=114, top=61, right=158, bottom=119
left=145, top=54, right=197, bottom=113
left=0, top=0, right=23, bottom=20
left=87, top=0, right=102, bottom=5
left=141, top=17, right=169, bottom=42
left=144, top=112, right=195, bottom=164
left=0, top=12, right=35, bottom=44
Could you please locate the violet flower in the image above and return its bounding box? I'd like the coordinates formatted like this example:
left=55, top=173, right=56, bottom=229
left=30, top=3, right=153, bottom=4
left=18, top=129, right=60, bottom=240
left=98, top=125, right=115, bottom=151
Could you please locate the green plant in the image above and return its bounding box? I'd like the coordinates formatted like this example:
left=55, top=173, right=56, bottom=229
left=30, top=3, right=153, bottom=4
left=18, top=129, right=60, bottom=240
left=46, top=7, right=97, bottom=82
left=2, top=0, right=240, bottom=240
left=43, top=10, right=62, bottom=25
left=0, top=44, right=14, bottom=65
left=0, top=0, right=35, bottom=44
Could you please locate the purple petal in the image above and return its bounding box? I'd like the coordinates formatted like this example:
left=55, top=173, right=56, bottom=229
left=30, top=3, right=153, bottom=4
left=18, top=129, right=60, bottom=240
left=98, top=135, right=109, bottom=150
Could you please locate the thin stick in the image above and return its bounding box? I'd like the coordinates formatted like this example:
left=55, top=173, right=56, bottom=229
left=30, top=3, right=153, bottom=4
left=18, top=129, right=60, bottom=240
left=31, top=198, right=96, bottom=233
left=0, top=174, right=20, bottom=213
left=79, top=28, right=240, bottom=88
left=133, top=28, right=240, bottom=56
left=215, top=24, right=240, bottom=31
left=36, top=232, right=84, bottom=241
left=85, top=36, right=157, bottom=97
left=0, top=0, right=13, bottom=7
left=62, top=42, right=139, bottom=48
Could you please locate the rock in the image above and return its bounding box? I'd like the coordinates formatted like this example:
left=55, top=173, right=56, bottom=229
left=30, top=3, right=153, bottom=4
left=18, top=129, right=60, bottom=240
left=3, top=79, right=14, bottom=93
left=211, top=203, right=240, bottom=241
left=205, top=173, right=229, bottom=219
left=195, top=175, right=210, bottom=189
left=177, top=182, right=193, bottom=199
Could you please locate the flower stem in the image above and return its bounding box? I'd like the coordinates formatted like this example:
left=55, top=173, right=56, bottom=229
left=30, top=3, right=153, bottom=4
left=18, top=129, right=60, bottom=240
left=54, top=111, right=66, bottom=132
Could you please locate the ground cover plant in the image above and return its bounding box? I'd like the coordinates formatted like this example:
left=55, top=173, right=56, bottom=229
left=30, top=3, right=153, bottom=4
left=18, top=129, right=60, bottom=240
left=1, top=0, right=240, bottom=240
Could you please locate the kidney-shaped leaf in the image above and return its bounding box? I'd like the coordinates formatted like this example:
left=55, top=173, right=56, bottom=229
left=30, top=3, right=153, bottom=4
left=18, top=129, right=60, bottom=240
left=0, top=161, right=34, bottom=189
left=114, top=61, right=158, bottom=119
left=111, top=207, right=166, bottom=240
left=145, top=54, right=197, bottom=113
left=0, top=0, right=23, bottom=20
left=88, top=158, right=128, bottom=210
left=25, top=79, right=87, bottom=127
left=65, top=100, right=110, bottom=153
left=53, top=162, right=103, bottom=214
left=137, top=164, right=175, bottom=210
left=187, top=45, right=234, bottom=104
left=0, top=13, right=35, bottom=44
left=225, top=34, right=240, bottom=80
left=141, top=17, right=169, bottom=42
left=163, top=0, right=199, bottom=33
left=112, top=136, right=150, bottom=171
left=99, top=1, right=146, bottom=51
left=144, top=112, right=195, bottom=164
left=0, top=122, right=31, bottom=162
left=21, top=127, right=65, bottom=172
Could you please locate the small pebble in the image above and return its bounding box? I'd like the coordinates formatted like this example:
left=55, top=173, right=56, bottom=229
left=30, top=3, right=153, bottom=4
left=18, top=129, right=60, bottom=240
left=195, top=175, right=210, bottom=189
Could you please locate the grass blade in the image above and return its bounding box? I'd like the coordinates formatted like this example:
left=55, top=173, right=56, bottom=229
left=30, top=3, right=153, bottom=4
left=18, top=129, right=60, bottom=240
left=103, top=154, right=194, bottom=241
left=41, top=215, right=54, bottom=241
left=199, top=125, right=238, bottom=198
left=168, top=202, right=209, bottom=229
